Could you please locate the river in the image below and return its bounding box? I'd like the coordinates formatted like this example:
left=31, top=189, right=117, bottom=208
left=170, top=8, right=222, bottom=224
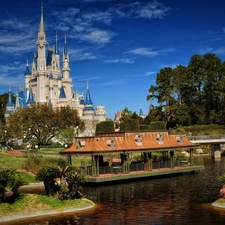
left=8, top=156, right=225, bottom=224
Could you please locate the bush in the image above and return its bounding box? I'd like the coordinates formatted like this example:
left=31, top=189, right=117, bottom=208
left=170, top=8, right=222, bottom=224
left=95, top=121, right=115, bottom=136
left=149, top=121, right=166, bottom=130
left=0, top=169, right=27, bottom=203
left=140, top=125, right=151, bottom=130
left=120, top=119, right=139, bottom=131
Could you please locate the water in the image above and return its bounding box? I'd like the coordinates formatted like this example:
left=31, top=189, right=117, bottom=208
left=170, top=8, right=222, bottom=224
left=6, top=156, right=225, bottom=225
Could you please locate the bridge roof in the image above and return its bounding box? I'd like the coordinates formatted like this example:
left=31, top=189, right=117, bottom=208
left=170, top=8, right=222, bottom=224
left=61, top=131, right=198, bottom=155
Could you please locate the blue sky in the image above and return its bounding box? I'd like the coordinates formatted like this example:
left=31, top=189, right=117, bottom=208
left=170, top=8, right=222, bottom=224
left=1, top=0, right=225, bottom=119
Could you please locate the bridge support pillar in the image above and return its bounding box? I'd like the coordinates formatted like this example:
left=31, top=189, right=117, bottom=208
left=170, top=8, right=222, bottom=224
left=211, top=144, right=221, bottom=158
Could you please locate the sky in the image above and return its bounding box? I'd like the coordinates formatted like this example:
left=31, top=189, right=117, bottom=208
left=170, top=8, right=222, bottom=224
left=1, top=0, right=225, bottom=119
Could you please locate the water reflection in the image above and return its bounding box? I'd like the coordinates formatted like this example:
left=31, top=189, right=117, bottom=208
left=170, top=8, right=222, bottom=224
left=5, top=156, right=225, bottom=225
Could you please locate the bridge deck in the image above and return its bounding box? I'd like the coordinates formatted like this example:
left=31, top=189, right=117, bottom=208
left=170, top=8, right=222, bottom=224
left=87, top=165, right=204, bottom=183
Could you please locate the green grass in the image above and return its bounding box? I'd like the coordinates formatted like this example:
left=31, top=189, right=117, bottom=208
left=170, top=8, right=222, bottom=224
left=0, top=153, right=91, bottom=169
left=0, top=194, right=94, bottom=217
left=0, top=153, right=27, bottom=170
left=18, top=171, right=36, bottom=183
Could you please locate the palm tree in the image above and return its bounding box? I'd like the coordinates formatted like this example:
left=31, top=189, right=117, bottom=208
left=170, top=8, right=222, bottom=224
left=0, top=169, right=27, bottom=203
left=35, top=165, right=59, bottom=196
left=36, top=164, right=87, bottom=200
left=66, top=171, right=87, bottom=199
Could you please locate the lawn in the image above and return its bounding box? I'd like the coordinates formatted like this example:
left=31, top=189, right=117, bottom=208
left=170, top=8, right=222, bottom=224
left=0, top=153, right=27, bottom=170
left=0, top=194, right=94, bottom=217
left=0, top=152, right=91, bottom=169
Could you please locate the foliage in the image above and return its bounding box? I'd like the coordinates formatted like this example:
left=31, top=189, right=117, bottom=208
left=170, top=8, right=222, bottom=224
left=4, top=103, right=85, bottom=145
left=149, top=121, right=166, bottom=130
left=146, top=53, right=225, bottom=128
left=120, top=107, right=133, bottom=122
left=36, top=164, right=86, bottom=200
left=0, top=169, right=27, bottom=203
left=120, top=119, right=140, bottom=131
left=140, top=125, right=151, bottom=130
left=56, top=127, right=78, bottom=145
left=95, top=120, right=115, bottom=136
left=218, top=175, right=225, bottom=184
left=22, top=154, right=67, bottom=174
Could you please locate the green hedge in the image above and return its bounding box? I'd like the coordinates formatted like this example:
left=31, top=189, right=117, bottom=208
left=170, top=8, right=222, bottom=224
left=140, top=125, right=151, bottom=130
left=120, top=119, right=139, bottom=131
left=96, top=120, right=115, bottom=136
left=149, top=121, right=166, bottom=130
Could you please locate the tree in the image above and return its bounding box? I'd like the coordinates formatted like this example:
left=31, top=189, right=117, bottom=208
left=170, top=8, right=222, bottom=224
left=4, top=103, right=85, bottom=145
left=120, top=107, right=133, bottom=122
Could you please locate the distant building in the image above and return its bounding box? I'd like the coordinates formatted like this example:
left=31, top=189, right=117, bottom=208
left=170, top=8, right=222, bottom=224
left=5, top=4, right=106, bottom=136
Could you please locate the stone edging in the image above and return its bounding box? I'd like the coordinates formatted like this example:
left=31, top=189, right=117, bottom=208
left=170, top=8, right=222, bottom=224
left=212, top=200, right=225, bottom=209
left=0, top=202, right=95, bottom=224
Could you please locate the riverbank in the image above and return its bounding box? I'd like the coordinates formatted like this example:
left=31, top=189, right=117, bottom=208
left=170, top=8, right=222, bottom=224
left=0, top=195, right=95, bottom=225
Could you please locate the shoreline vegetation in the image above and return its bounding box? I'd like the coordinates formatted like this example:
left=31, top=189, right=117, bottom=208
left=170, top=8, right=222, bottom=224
left=0, top=152, right=95, bottom=224
left=0, top=194, right=95, bottom=224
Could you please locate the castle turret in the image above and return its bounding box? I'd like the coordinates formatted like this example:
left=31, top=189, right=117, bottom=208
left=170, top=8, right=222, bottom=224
left=5, top=88, right=14, bottom=118
left=83, top=81, right=95, bottom=120
left=35, top=4, right=48, bottom=103
left=139, top=104, right=145, bottom=118
left=62, top=34, right=70, bottom=79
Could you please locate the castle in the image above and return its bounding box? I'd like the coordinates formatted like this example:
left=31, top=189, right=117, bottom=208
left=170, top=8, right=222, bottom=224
left=5, top=5, right=106, bottom=136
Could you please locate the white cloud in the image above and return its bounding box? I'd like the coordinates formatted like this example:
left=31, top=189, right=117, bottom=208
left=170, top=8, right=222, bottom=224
left=127, top=47, right=175, bottom=57
left=127, top=48, right=158, bottom=57
left=136, top=1, right=171, bottom=19
left=112, top=1, right=171, bottom=20
left=69, top=48, right=97, bottom=61
left=80, top=29, right=116, bottom=44
left=105, top=58, right=135, bottom=63
left=82, top=11, right=113, bottom=25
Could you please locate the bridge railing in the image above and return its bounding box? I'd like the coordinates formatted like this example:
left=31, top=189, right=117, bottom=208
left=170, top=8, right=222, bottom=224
left=187, top=134, right=225, bottom=141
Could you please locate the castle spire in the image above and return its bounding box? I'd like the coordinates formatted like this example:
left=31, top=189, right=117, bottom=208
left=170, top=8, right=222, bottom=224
left=39, top=3, right=44, bottom=33
left=85, top=80, right=93, bottom=105
left=6, top=86, right=13, bottom=107
left=24, top=60, right=30, bottom=75
left=64, top=33, right=68, bottom=57
left=55, top=31, right=59, bottom=54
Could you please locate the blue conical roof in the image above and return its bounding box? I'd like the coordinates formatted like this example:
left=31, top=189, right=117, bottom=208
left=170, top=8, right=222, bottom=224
left=25, top=63, right=30, bottom=75
left=26, top=87, right=35, bottom=104
left=139, top=105, right=144, bottom=117
left=85, top=86, right=93, bottom=105
left=59, top=86, right=66, bottom=98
